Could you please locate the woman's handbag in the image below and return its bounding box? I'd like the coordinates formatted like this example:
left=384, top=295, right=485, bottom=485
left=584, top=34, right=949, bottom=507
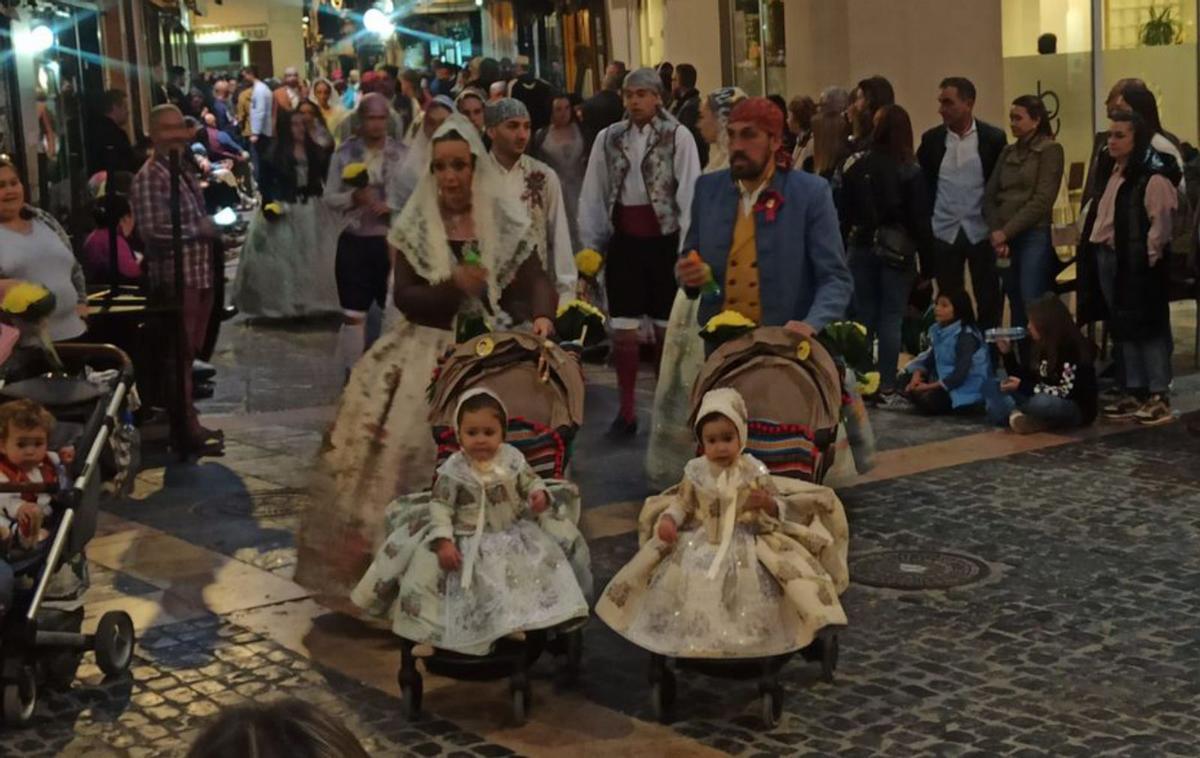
left=874, top=224, right=917, bottom=269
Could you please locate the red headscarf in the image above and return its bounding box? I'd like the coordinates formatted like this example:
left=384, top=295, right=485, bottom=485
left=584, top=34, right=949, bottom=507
left=728, top=97, right=785, bottom=140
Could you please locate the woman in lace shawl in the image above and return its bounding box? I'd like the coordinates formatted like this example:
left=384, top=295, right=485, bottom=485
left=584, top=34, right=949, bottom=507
left=296, top=115, right=556, bottom=596
left=645, top=87, right=747, bottom=491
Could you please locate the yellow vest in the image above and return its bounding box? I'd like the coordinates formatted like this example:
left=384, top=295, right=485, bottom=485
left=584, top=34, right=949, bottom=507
left=723, top=204, right=762, bottom=324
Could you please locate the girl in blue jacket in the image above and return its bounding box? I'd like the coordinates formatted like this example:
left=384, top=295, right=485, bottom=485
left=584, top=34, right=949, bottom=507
left=899, top=290, right=991, bottom=414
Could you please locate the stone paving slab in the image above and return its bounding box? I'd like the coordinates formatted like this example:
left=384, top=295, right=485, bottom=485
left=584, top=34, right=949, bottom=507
left=0, top=616, right=515, bottom=757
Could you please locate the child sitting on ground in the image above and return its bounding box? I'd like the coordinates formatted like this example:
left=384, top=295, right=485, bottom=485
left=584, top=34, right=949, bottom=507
left=898, top=290, right=991, bottom=415
left=596, top=388, right=849, bottom=659
left=0, top=399, right=72, bottom=618
left=351, top=388, right=590, bottom=656
left=985, top=293, right=1098, bottom=434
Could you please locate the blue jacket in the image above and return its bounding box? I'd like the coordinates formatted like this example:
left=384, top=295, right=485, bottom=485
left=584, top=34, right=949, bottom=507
left=683, top=168, right=853, bottom=330
left=908, top=320, right=990, bottom=408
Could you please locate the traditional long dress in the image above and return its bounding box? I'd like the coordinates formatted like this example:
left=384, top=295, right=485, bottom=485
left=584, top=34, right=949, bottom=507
left=295, top=114, right=553, bottom=597
left=231, top=158, right=343, bottom=318
left=597, top=453, right=849, bottom=658
left=351, top=444, right=590, bottom=655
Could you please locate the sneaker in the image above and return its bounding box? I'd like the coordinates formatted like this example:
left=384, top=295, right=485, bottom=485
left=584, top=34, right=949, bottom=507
left=1009, top=410, right=1049, bottom=435
left=1134, top=395, right=1174, bottom=426
left=1102, top=395, right=1141, bottom=420
left=876, top=392, right=912, bottom=410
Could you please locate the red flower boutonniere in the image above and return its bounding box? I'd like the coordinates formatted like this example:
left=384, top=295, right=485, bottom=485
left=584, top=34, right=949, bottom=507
left=523, top=170, right=547, bottom=209
left=754, top=190, right=785, bottom=223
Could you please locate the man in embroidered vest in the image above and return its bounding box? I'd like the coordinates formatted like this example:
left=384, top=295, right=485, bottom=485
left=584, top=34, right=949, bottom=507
left=485, top=98, right=577, bottom=302
left=579, top=67, right=702, bottom=437
left=677, top=98, right=852, bottom=348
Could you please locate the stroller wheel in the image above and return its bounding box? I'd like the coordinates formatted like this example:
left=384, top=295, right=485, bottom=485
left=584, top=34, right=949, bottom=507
left=2, top=665, right=37, bottom=726
left=760, top=684, right=784, bottom=728
left=95, top=611, right=135, bottom=676
left=650, top=668, right=676, bottom=724
left=511, top=686, right=529, bottom=724
left=820, top=635, right=839, bottom=683
left=400, top=678, right=423, bottom=721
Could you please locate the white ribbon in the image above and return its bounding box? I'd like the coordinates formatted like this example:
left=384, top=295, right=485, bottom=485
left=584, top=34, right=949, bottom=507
left=705, top=466, right=744, bottom=580
left=460, top=467, right=493, bottom=590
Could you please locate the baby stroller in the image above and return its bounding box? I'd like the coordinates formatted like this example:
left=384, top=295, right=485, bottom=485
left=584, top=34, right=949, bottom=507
left=637, top=327, right=845, bottom=728
left=0, top=343, right=138, bottom=725
left=398, top=331, right=587, bottom=723
left=691, top=326, right=844, bottom=483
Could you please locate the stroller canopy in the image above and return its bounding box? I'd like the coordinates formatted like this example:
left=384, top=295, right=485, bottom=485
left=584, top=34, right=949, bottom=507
left=691, top=327, right=843, bottom=482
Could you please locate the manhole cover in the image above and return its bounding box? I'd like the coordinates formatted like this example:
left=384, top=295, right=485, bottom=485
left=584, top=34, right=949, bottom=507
left=850, top=550, right=989, bottom=590
left=217, top=490, right=310, bottom=519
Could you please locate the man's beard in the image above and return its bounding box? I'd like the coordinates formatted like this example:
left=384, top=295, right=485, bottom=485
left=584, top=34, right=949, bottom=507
left=729, top=153, right=766, bottom=180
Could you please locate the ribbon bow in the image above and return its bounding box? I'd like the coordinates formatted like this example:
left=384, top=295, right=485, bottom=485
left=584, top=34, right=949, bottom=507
left=459, top=464, right=496, bottom=590
left=705, top=464, right=745, bottom=580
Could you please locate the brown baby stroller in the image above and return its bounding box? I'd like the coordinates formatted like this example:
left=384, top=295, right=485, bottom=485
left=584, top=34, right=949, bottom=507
left=691, top=326, right=844, bottom=484
left=393, top=331, right=589, bottom=724
left=643, top=326, right=844, bottom=728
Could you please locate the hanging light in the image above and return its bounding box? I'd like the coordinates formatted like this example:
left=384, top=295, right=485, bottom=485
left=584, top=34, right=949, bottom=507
left=18, top=24, right=55, bottom=54
left=363, top=8, right=395, bottom=37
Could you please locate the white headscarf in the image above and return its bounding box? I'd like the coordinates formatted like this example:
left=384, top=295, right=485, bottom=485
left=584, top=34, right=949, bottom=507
left=450, top=385, right=507, bottom=589
left=386, top=113, right=535, bottom=319
left=692, top=388, right=752, bottom=579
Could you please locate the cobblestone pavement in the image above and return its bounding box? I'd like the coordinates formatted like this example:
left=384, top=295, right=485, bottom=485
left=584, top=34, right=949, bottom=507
left=0, top=616, right=513, bottom=758
left=4, top=310, right=1199, bottom=755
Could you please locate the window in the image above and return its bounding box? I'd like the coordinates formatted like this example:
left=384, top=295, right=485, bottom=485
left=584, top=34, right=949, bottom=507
left=727, top=0, right=785, bottom=96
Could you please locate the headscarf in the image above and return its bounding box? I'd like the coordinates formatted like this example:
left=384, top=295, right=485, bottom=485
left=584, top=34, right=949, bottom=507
left=623, top=67, right=662, bottom=95
left=310, top=76, right=345, bottom=124
left=386, top=113, right=535, bottom=321
left=729, top=97, right=785, bottom=140
left=450, top=386, right=507, bottom=589
left=692, top=387, right=751, bottom=579
left=704, top=86, right=747, bottom=173
left=484, top=97, right=529, bottom=128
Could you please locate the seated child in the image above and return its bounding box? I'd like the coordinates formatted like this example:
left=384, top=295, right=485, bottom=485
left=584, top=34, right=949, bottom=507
left=898, top=290, right=991, bottom=415
left=351, top=388, right=590, bottom=656
left=0, top=399, right=71, bottom=618
left=81, top=193, right=144, bottom=285
left=985, top=294, right=1098, bottom=434
left=596, top=388, right=849, bottom=659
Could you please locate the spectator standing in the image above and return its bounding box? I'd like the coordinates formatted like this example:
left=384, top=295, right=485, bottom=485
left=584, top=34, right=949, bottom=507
left=917, top=76, right=1007, bottom=329
left=581, top=61, right=628, bottom=150
left=243, top=66, right=275, bottom=183
left=88, top=89, right=140, bottom=177
left=837, top=104, right=934, bottom=401
left=509, top=55, right=554, bottom=133
left=1117, top=83, right=1185, bottom=190
left=847, top=76, right=894, bottom=150
left=669, top=64, right=704, bottom=168
left=130, top=105, right=224, bottom=456
left=1082, top=111, right=1177, bottom=426
left=983, top=94, right=1064, bottom=329
left=579, top=68, right=701, bottom=436
left=431, top=61, right=456, bottom=98
left=788, top=95, right=816, bottom=169
left=342, top=69, right=362, bottom=111
left=532, top=93, right=588, bottom=250
left=806, top=109, right=850, bottom=179
left=274, top=67, right=303, bottom=113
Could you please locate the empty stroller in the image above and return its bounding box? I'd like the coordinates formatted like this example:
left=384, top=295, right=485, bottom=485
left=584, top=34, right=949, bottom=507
left=0, top=343, right=138, bottom=725
left=352, top=332, right=591, bottom=724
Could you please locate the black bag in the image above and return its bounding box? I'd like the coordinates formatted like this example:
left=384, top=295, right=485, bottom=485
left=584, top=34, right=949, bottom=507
left=874, top=223, right=917, bottom=269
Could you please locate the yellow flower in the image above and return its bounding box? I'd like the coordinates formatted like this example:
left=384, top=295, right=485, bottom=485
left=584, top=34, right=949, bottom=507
left=703, top=310, right=757, bottom=333
left=341, top=162, right=370, bottom=187
left=574, top=248, right=603, bottom=278
left=555, top=298, right=605, bottom=321
left=796, top=340, right=812, bottom=361
left=263, top=202, right=285, bottom=217
left=828, top=320, right=868, bottom=336
left=857, top=371, right=881, bottom=396
left=1, top=282, right=52, bottom=315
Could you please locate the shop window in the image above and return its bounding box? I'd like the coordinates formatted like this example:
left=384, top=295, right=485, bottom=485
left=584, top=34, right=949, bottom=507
left=727, top=0, right=785, bottom=96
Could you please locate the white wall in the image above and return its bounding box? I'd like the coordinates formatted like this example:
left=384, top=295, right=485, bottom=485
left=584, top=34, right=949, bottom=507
left=194, top=0, right=305, bottom=77
left=607, top=0, right=644, bottom=70
left=660, top=0, right=723, bottom=95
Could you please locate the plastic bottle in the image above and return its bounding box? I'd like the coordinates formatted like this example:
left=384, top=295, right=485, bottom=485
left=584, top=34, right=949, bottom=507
left=984, top=326, right=1027, bottom=342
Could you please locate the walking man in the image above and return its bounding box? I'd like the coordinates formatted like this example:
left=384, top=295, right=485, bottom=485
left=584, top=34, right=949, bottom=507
left=579, top=68, right=701, bottom=436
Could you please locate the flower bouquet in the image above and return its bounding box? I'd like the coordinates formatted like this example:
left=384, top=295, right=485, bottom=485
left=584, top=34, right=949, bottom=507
left=0, top=282, right=63, bottom=371
left=700, top=309, right=756, bottom=349
left=555, top=298, right=606, bottom=347
left=818, top=320, right=880, bottom=397
left=574, top=248, right=603, bottom=280
left=341, top=162, right=370, bottom=189
left=262, top=201, right=286, bottom=223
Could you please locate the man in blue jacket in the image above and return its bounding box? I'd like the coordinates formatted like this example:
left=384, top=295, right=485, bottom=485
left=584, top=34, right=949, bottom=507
left=677, top=97, right=852, bottom=344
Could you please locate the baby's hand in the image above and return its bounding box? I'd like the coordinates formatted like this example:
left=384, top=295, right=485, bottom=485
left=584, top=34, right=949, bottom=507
left=657, top=515, right=678, bottom=544
left=59, top=446, right=75, bottom=465
left=529, top=490, right=549, bottom=514
left=743, top=488, right=778, bottom=516
left=435, top=539, right=462, bottom=572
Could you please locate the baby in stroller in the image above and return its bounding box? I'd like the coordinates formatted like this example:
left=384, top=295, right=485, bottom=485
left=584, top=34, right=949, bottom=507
left=352, top=387, right=590, bottom=654
left=0, top=400, right=72, bottom=615
left=597, top=387, right=849, bottom=724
